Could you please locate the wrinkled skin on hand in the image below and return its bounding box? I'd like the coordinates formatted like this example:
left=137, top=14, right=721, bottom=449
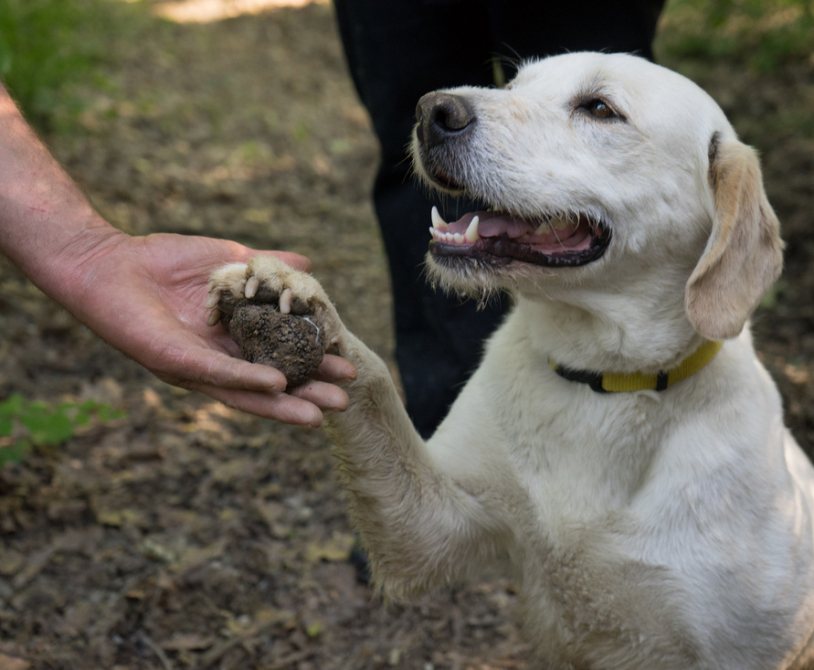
left=66, top=232, right=356, bottom=427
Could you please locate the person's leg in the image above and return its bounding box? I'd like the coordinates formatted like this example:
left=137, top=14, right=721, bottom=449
left=484, top=0, right=666, bottom=71
left=335, top=0, right=508, bottom=438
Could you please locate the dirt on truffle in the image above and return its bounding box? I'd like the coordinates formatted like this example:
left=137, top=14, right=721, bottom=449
left=0, top=2, right=812, bottom=670
left=227, top=303, right=324, bottom=387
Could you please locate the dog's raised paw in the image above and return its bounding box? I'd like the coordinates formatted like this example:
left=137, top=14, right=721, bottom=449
left=207, top=257, right=332, bottom=386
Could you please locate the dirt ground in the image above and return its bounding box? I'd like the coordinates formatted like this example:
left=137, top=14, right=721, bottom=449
left=0, top=2, right=812, bottom=669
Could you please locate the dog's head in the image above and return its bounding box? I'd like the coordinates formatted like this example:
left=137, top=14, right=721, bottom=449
left=412, top=52, right=782, bottom=341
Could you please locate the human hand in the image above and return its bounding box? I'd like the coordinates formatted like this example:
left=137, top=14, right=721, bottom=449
left=0, top=86, right=355, bottom=425
left=65, top=232, right=356, bottom=426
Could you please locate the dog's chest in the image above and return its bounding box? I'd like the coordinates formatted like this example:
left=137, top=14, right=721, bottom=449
left=501, top=388, right=705, bottom=668
left=505, top=377, right=663, bottom=522
left=483, top=360, right=699, bottom=657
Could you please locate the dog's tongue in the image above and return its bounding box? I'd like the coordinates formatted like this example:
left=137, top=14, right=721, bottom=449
left=457, top=211, right=530, bottom=238
left=433, top=209, right=593, bottom=253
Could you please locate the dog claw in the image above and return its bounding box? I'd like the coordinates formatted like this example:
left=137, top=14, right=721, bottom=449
left=245, top=275, right=259, bottom=299
left=279, top=287, right=293, bottom=314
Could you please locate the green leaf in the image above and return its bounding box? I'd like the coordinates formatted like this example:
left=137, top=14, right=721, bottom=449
left=97, top=405, right=125, bottom=422
left=21, top=411, right=75, bottom=446
left=79, top=399, right=101, bottom=412
left=0, top=393, right=127, bottom=460
left=0, top=393, right=26, bottom=418
left=0, top=439, right=30, bottom=465
left=74, top=410, right=91, bottom=426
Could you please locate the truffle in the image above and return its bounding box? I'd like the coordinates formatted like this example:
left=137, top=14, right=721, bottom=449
left=226, top=302, right=324, bottom=387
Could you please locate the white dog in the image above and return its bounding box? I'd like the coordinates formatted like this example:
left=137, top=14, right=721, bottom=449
left=209, top=53, right=814, bottom=669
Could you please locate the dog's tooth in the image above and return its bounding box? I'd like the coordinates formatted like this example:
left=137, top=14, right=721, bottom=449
left=453, top=233, right=464, bottom=244
left=465, top=215, right=480, bottom=243
left=550, top=216, right=572, bottom=231
left=534, top=221, right=551, bottom=235
left=431, top=206, right=448, bottom=230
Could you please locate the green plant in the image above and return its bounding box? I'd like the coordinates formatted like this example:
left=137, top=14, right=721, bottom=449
left=0, top=0, right=147, bottom=132
left=0, top=393, right=125, bottom=465
left=657, top=0, right=814, bottom=71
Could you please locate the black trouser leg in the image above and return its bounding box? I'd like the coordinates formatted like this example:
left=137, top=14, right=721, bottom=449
left=335, top=0, right=507, bottom=438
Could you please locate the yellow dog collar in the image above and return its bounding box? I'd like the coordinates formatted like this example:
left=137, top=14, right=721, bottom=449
left=549, top=340, right=723, bottom=393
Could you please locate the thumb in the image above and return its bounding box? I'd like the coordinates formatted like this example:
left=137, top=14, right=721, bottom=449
left=258, top=250, right=311, bottom=273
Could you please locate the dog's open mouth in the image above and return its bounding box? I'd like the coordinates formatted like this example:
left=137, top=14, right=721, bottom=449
left=428, top=208, right=611, bottom=267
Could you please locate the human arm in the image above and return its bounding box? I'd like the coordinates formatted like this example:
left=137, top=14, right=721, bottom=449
left=0, top=83, right=355, bottom=427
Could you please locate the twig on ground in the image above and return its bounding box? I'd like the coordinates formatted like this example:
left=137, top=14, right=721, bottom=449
left=138, top=631, right=175, bottom=670
left=266, top=649, right=315, bottom=670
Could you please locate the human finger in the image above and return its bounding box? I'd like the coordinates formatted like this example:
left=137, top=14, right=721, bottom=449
left=161, top=346, right=288, bottom=393
left=287, top=379, right=350, bottom=412
left=265, top=250, right=311, bottom=272
left=193, top=384, right=325, bottom=426
left=313, top=354, right=357, bottom=383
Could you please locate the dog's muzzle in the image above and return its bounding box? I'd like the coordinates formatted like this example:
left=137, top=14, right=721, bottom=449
left=415, top=90, right=611, bottom=269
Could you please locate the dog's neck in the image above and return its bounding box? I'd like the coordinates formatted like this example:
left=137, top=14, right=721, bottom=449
left=513, top=287, right=712, bottom=376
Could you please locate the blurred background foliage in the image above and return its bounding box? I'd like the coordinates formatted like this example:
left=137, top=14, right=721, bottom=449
left=657, top=0, right=813, bottom=71
left=0, top=0, right=811, bottom=132
left=0, top=0, right=149, bottom=132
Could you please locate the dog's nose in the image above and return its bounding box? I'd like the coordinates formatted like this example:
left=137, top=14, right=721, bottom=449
left=415, top=92, right=476, bottom=148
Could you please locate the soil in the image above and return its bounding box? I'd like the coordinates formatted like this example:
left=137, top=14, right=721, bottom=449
left=0, top=3, right=812, bottom=669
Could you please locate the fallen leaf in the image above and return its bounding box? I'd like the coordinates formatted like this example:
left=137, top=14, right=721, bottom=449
left=95, top=508, right=144, bottom=527
left=254, top=607, right=295, bottom=627
left=242, top=207, right=274, bottom=224
left=255, top=499, right=286, bottom=526
left=140, top=537, right=178, bottom=563
left=169, top=538, right=228, bottom=575
left=305, top=621, right=324, bottom=639
left=304, top=532, right=355, bottom=563
left=0, top=549, right=24, bottom=576
left=0, top=653, right=31, bottom=670
left=210, top=459, right=252, bottom=484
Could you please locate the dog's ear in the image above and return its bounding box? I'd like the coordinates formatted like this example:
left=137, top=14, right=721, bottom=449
left=684, top=135, right=783, bottom=340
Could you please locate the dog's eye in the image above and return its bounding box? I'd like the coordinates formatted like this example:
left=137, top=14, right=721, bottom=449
left=582, top=99, right=618, bottom=119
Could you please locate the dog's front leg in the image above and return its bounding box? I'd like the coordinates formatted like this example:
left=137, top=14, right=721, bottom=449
left=327, top=328, right=517, bottom=599
left=209, top=257, right=512, bottom=600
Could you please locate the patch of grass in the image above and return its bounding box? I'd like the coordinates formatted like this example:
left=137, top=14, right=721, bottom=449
left=0, top=393, right=126, bottom=465
left=657, top=0, right=814, bottom=71
left=0, top=0, right=149, bottom=132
